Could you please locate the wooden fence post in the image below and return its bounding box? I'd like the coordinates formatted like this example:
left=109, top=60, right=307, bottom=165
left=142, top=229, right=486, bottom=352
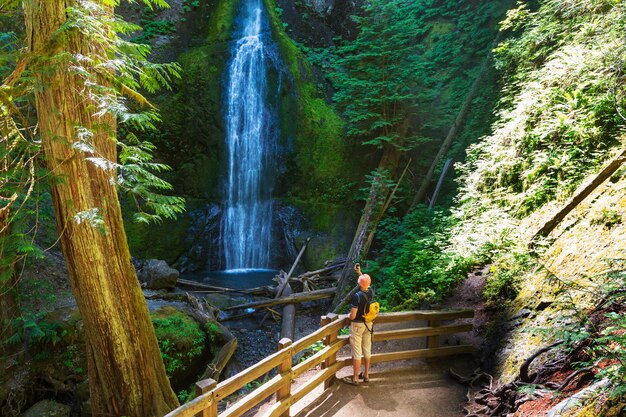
left=277, top=338, right=293, bottom=417
left=322, top=313, right=339, bottom=389
left=319, top=315, right=330, bottom=370
left=427, top=320, right=441, bottom=349
left=194, top=378, right=217, bottom=417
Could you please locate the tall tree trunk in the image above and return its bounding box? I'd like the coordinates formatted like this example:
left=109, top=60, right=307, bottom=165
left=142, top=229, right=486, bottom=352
left=23, top=1, right=178, bottom=415
left=0, top=211, right=18, bottom=359
left=412, top=30, right=504, bottom=208
left=332, top=142, right=403, bottom=309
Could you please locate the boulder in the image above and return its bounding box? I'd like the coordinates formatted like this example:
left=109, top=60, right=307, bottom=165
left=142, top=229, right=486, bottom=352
left=137, top=259, right=179, bottom=290
left=21, top=400, right=70, bottom=417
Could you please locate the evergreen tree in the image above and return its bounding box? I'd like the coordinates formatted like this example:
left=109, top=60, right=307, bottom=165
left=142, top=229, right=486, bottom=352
left=0, top=0, right=182, bottom=414
left=329, top=0, right=423, bottom=307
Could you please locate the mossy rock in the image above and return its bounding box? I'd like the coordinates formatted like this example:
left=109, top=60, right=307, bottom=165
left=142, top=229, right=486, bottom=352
left=21, top=400, right=71, bottom=417
left=151, top=306, right=206, bottom=379
left=263, top=0, right=353, bottom=199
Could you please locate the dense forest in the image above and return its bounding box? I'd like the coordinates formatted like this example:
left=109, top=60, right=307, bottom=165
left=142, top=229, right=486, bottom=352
left=1, top=0, right=625, bottom=416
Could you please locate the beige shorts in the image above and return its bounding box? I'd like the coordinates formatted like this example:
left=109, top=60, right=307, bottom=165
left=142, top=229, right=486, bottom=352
left=350, top=322, right=372, bottom=359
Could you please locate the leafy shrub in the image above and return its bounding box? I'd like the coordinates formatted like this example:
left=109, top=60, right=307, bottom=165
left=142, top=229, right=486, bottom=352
left=373, top=206, right=476, bottom=310
left=591, top=209, right=623, bottom=229
left=483, top=252, right=531, bottom=304
left=7, top=313, right=67, bottom=346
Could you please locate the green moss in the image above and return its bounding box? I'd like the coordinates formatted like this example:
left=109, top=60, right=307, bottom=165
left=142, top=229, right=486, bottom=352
left=263, top=0, right=349, bottom=197
left=207, top=0, right=241, bottom=42
left=151, top=306, right=206, bottom=377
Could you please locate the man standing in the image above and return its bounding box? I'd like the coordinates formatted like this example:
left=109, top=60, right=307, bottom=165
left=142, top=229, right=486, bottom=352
left=343, top=264, right=374, bottom=385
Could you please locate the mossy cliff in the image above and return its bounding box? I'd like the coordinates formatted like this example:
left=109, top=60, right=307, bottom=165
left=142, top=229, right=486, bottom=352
left=150, top=0, right=349, bottom=202
left=264, top=0, right=350, bottom=201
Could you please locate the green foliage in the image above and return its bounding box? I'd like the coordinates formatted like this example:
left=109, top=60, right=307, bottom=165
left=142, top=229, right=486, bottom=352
left=372, top=206, right=476, bottom=310
left=483, top=252, right=531, bottom=303
left=314, top=0, right=505, bottom=152
left=7, top=311, right=67, bottom=347
left=299, top=340, right=325, bottom=363
left=177, top=388, right=196, bottom=403
left=591, top=208, right=623, bottom=229
left=2, top=0, right=185, bottom=232
left=327, top=0, right=423, bottom=150
left=151, top=307, right=206, bottom=377
left=205, top=321, right=221, bottom=344
left=456, top=0, right=626, bottom=233
left=132, top=17, right=176, bottom=44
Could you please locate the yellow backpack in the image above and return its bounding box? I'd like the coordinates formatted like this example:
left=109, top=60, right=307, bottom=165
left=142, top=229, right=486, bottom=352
left=360, top=291, right=380, bottom=322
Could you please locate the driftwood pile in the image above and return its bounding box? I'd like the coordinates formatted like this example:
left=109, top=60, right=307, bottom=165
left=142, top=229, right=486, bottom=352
left=184, top=293, right=239, bottom=382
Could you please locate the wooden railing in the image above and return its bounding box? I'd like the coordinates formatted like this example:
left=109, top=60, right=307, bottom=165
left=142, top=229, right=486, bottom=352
left=164, top=309, right=474, bottom=417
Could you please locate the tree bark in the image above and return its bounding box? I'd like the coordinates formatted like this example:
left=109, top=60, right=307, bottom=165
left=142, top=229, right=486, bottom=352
left=23, top=1, right=178, bottom=415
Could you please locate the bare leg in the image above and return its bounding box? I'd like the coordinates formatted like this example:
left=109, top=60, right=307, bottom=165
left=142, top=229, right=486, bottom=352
left=352, top=358, right=361, bottom=382
left=363, top=357, right=370, bottom=378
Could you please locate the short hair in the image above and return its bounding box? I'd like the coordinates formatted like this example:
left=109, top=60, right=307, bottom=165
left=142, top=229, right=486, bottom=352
left=358, top=274, right=371, bottom=288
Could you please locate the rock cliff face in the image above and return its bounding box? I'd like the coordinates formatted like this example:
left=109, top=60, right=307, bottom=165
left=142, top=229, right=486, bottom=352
left=495, top=168, right=626, bottom=382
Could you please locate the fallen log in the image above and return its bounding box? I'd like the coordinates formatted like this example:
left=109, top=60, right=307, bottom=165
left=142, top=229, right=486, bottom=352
left=275, top=237, right=311, bottom=299
left=177, top=279, right=274, bottom=296
left=222, top=288, right=335, bottom=311
left=332, top=285, right=359, bottom=314
left=177, top=279, right=235, bottom=292
left=297, top=262, right=344, bottom=279
left=531, top=148, right=626, bottom=243
left=201, top=338, right=238, bottom=382
left=280, top=284, right=295, bottom=341
left=184, top=293, right=239, bottom=381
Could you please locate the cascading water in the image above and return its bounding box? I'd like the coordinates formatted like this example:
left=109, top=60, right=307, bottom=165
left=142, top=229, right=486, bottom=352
left=222, top=0, right=276, bottom=271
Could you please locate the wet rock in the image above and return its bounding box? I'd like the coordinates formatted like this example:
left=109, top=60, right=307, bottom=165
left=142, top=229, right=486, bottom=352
left=137, top=259, right=179, bottom=290
left=21, top=400, right=70, bottom=417
left=536, top=300, right=553, bottom=311
left=177, top=204, right=222, bottom=273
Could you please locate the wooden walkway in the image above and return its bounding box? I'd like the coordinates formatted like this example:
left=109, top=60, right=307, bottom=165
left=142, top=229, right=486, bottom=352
left=165, top=310, right=475, bottom=417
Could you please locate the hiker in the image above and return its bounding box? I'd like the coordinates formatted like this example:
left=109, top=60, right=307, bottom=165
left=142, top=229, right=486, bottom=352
left=343, top=263, right=374, bottom=385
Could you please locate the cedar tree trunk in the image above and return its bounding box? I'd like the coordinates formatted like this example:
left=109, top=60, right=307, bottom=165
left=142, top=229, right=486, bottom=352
left=23, top=1, right=179, bottom=415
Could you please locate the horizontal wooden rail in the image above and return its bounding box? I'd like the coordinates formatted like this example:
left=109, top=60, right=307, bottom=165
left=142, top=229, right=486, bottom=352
left=374, top=310, right=474, bottom=324
left=292, top=338, right=349, bottom=378
left=164, top=309, right=474, bottom=417
left=347, top=345, right=474, bottom=364
left=372, top=323, right=473, bottom=341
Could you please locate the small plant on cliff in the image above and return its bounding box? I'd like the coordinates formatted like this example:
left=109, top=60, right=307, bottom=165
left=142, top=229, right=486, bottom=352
left=536, top=261, right=626, bottom=399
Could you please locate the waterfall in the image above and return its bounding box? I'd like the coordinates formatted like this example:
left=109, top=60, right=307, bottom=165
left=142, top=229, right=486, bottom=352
left=222, top=0, right=275, bottom=271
